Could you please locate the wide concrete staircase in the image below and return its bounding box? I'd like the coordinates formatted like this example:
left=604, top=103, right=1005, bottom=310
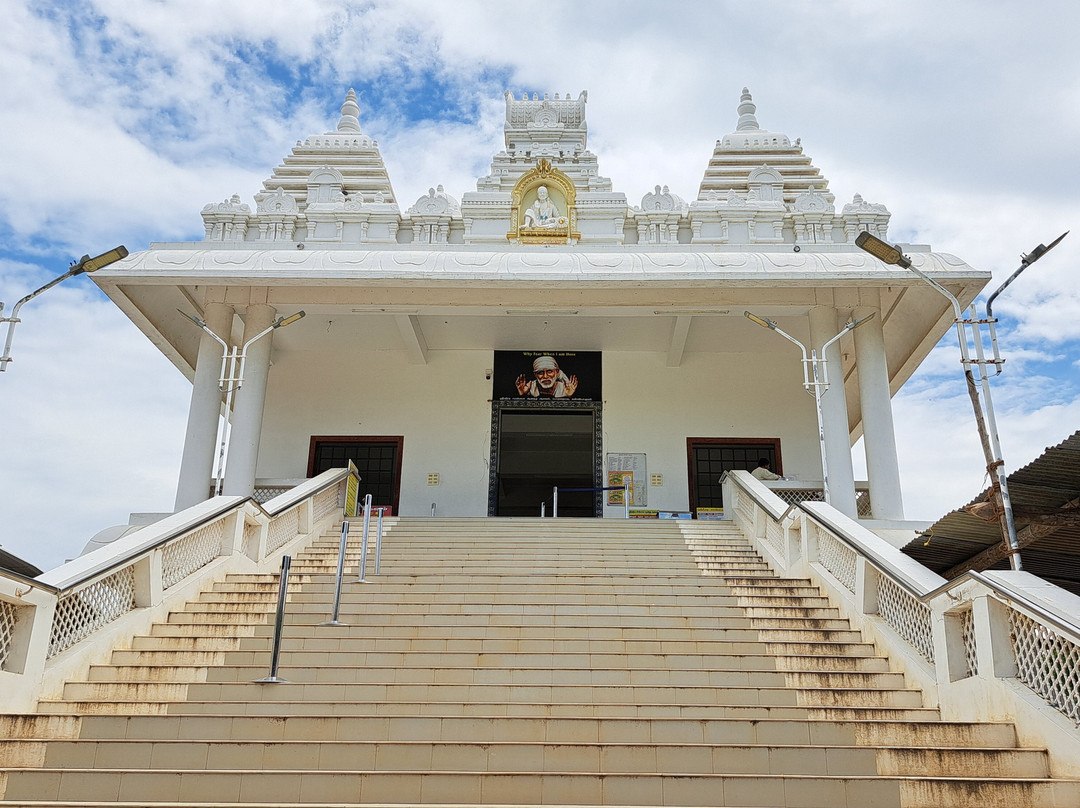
left=1, top=517, right=1078, bottom=807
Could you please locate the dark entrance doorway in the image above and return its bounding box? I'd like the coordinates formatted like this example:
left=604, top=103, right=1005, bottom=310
left=687, top=438, right=781, bottom=514
left=308, top=436, right=403, bottom=514
left=489, top=402, right=602, bottom=517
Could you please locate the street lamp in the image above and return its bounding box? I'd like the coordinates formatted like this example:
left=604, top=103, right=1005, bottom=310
left=855, top=230, right=1068, bottom=571
left=178, top=308, right=306, bottom=495
left=0, top=246, right=129, bottom=372
left=744, top=310, right=875, bottom=505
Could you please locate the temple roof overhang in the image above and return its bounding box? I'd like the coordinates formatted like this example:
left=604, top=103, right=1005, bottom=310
left=93, top=244, right=988, bottom=441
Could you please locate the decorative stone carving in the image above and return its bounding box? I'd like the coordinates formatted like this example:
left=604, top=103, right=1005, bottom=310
left=842, top=193, right=891, bottom=242
left=790, top=185, right=837, bottom=245
left=201, top=194, right=251, bottom=241
left=406, top=185, right=461, bottom=244
left=507, top=158, right=579, bottom=244
left=633, top=185, right=688, bottom=245
left=254, top=187, right=299, bottom=241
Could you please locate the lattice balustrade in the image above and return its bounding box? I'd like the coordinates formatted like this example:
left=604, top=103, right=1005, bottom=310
left=266, top=507, right=301, bottom=553
left=48, top=567, right=136, bottom=658
left=161, top=521, right=225, bottom=589
left=0, top=600, right=17, bottom=671
left=253, top=486, right=289, bottom=504
left=734, top=491, right=755, bottom=530
left=313, top=482, right=343, bottom=522
left=877, top=575, right=935, bottom=663
left=763, top=520, right=784, bottom=556
left=817, top=528, right=857, bottom=593
left=1010, top=609, right=1080, bottom=724
left=770, top=487, right=873, bottom=518
left=960, top=608, right=978, bottom=678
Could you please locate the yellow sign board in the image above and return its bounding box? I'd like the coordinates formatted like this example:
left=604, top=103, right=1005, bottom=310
left=345, top=460, right=361, bottom=517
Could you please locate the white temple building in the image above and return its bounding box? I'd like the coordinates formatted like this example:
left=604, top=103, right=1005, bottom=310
left=94, top=87, right=988, bottom=524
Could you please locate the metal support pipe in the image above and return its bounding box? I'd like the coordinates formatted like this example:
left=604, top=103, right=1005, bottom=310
left=855, top=231, right=1027, bottom=570
left=431, top=502, right=437, bottom=517
left=353, top=494, right=372, bottom=583
left=374, top=509, right=384, bottom=576
left=744, top=311, right=873, bottom=507
left=254, top=554, right=292, bottom=683
left=541, top=502, right=546, bottom=518
left=624, top=484, right=630, bottom=519
left=319, top=522, right=350, bottom=626
left=553, top=486, right=559, bottom=518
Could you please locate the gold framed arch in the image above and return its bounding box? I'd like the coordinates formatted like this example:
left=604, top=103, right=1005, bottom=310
left=508, top=158, right=580, bottom=244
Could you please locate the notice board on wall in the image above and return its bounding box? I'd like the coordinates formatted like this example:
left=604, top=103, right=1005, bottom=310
left=607, top=453, right=646, bottom=507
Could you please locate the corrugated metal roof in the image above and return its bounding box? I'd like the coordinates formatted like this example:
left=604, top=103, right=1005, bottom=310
left=904, top=430, right=1080, bottom=596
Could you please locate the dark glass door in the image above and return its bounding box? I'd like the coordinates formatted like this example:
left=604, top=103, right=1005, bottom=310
left=496, top=409, right=596, bottom=516
left=687, top=438, right=781, bottom=513
left=308, top=436, right=403, bottom=514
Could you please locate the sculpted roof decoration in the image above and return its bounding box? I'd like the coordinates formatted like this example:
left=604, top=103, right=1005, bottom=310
left=199, top=88, right=891, bottom=251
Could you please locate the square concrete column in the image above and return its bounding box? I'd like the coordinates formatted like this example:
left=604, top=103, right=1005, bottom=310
left=808, top=306, right=858, bottom=518
left=222, top=303, right=277, bottom=498
left=174, top=301, right=234, bottom=510
left=853, top=305, right=905, bottom=519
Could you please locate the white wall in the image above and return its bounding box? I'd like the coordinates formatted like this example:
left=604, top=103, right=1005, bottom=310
left=257, top=347, right=823, bottom=517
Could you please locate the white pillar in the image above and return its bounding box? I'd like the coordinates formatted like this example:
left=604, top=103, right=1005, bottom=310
left=853, top=305, right=905, bottom=519
left=808, top=306, right=858, bottom=518
left=174, top=302, right=233, bottom=510
left=223, top=304, right=277, bottom=498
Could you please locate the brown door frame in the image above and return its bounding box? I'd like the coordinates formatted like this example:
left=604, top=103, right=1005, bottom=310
left=308, top=435, right=404, bottom=515
left=686, top=437, right=782, bottom=514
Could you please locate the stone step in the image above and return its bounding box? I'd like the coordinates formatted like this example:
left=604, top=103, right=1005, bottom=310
left=108, top=649, right=892, bottom=672
left=3, top=767, right=1079, bottom=807
left=37, top=699, right=944, bottom=722
left=57, top=680, right=925, bottom=709
left=63, top=713, right=1019, bottom=749
left=0, top=739, right=1051, bottom=779
left=86, top=664, right=907, bottom=691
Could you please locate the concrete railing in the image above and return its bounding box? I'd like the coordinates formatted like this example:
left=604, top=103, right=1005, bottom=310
left=0, top=468, right=350, bottom=712
left=723, top=469, right=1080, bottom=777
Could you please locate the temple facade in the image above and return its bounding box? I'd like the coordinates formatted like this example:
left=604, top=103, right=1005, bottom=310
left=93, top=88, right=988, bottom=523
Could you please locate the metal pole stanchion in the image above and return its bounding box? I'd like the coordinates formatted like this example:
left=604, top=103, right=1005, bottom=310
left=374, top=508, right=383, bottom=576
left=254, top=554, right=292, bottom=683
left=353, top=494, right=372, bottom=583
left=319, top=522, right=349, bottom=626
left=541, top=502, right=546, bottom=518
left=624, top=484, right=630, bottom=518
left=553, top=486, right=558, bottom=518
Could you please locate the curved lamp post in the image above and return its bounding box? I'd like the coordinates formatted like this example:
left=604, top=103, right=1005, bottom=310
left=1, top=246, right=129, bottom=372
left=744, top=310, right=874, bottom=506
left=178, top=308, right=306, bottom=495
left=855, top=230, right=1067, bottom=571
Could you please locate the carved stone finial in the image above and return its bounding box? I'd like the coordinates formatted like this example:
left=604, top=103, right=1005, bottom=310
left=337, top=89, right=361, bottom=133
left=737, top=87, right=760, bottom=131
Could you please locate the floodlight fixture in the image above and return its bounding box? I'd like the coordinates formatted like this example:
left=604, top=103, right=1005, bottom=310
left=986, top=231, right=1068, bottom=319
left=855, top=232, right=911, bottom=268
left=1, top=246, right=128, bottom=372
left=274, top=311, right=306, bottom=329
left=744, top=311, right=778, bottom=330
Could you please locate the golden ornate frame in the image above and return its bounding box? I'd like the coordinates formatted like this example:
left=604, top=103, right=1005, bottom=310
left=507, top=158, right=580, bottom=244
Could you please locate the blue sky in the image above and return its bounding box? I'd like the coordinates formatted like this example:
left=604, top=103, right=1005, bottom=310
left=2, top=0, right=1078, bottom=570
